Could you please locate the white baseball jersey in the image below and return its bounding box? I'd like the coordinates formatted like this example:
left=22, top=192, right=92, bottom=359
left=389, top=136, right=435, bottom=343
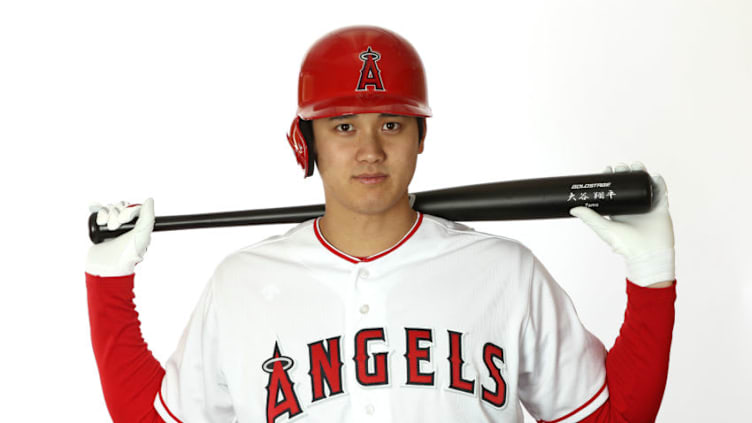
left=154, top=212, right=608, bottom=423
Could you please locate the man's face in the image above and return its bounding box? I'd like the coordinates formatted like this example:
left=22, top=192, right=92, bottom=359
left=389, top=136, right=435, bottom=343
left=312, top=112, right=424, bottom=216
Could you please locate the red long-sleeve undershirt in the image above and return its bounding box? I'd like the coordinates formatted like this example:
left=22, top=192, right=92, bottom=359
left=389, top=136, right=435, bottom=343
left=86, top=273, right=676, bottom=423
left=554, top=281, right=677, bottom=423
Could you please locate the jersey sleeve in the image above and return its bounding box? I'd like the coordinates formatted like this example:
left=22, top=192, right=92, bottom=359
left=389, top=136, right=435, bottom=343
left=154, top=276, right=235, bottom=423
left=517, top=253, right=609, bottom=423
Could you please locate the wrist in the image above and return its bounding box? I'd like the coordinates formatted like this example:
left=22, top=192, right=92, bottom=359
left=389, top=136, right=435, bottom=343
left=86, top=246, right=138, bottom=277
left=84, top=263, right=136, bottom=278
left=625, top=248, right=675, bottom=287
left=85, top=273, right=135, bottom=283
left=645, top=280, right=674, bottom=288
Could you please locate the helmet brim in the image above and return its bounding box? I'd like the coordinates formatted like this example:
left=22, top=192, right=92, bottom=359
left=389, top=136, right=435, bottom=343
left=298, top=94, right=432, bottom=120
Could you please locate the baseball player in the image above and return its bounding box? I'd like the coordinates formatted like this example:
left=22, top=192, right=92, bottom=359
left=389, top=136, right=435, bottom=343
left=86, top=26, right=676, bottom=423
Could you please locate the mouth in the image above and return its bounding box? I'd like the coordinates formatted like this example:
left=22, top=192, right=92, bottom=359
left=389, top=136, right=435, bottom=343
left=354, top=173, right=388, bottom=184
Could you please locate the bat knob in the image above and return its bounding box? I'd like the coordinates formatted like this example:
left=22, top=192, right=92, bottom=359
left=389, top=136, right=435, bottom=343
left=88, top=212, right=103, bottom=244
left=88, top=212, right=135, bottom=244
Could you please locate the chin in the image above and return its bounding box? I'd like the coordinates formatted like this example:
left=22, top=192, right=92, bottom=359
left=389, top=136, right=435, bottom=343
left=348, top=202, right=393, bottom=216
left=350, top=193, right=407, bottom=216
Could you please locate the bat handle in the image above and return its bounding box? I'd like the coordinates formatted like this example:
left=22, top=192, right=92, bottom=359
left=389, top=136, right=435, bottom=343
left=88, top=212, right=138, bottom=244
left=88, top=204, right=326, bottom=244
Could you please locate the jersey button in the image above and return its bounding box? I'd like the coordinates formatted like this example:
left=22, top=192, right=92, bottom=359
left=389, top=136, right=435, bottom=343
left=359, top=304, right=370, bottom=314
left=358, top=269, right=370, bottom=279
left=365, top=404, right=375, bottom=415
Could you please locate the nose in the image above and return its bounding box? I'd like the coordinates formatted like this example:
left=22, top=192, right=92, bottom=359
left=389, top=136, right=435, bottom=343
left=356, top=127, right=386, bottom=164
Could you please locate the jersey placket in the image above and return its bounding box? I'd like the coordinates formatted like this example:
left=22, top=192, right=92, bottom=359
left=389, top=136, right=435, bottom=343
left=345, top=261, right=392, bottom=422
left=312, top=214, right=422, bottom=422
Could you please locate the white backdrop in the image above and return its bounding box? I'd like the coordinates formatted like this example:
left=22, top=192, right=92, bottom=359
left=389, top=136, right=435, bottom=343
left=1, top=1, right=750, bottom=421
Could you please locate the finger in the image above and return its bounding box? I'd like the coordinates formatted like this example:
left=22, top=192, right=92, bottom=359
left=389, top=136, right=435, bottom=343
left=88, top=202, right=104, bottom=214
left=613, top=162, right=629, bottom=173
left=653, top=174, right=667, bottom=192
left=630, top=161, right=646, bottom=172
left=107, top=206, right=122, bottom=230
left=134, top=198, right=155, bottom=233
left=90, top=202, right=108, bottom=225
left=652, top=175, right=669, bottom=207
left=602, top=165, right=613, bottom=174
left=119, top=204, right=141, bottom=224
left=132, top=198, right=155, bottom=253
left=96, top=206, right=110, bottom=226
left=114, top=201, right=129, bottom=213
left=569, top=206, right=611, bottom=230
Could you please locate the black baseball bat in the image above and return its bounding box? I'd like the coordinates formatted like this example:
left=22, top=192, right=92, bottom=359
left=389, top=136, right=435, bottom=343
left=89, top=170, right=653, bottom=244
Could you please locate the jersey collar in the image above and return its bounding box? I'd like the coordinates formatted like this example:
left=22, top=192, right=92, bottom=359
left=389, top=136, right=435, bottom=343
left=313, top=212, right=424, bottom=264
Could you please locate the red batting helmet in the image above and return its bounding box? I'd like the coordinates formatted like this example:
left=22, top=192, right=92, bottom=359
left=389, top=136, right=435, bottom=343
left=286, top=25, right=432, bottom=177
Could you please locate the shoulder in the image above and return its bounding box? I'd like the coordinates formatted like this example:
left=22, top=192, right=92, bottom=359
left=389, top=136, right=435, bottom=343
left=420, top=213, right=535, bottom=260
left=417, top=214, right=543, bottom=308
left=210, top=219, right=317, bottom=279
left=412, top=214, right=539, bottom=281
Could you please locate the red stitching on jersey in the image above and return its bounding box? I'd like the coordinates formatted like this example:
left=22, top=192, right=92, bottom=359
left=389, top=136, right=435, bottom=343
left=313, top=212, right=424, bottom=263
left=158, top=389, right=184, bottom=423
left=313, top=220, right=360, bottom=263
left=361, top=212, right=423, bottom=262
left=538, top=379, right=608, bottom=423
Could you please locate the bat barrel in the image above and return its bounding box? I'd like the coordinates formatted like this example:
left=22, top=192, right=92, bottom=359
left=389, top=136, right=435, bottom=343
left=412, top=171, right=653, bottom=221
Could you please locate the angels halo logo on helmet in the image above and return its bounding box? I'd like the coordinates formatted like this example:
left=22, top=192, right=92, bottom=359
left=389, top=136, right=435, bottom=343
left=286, top=25, right=432, bottom=178
left=356, top=46, right=385, bottom=92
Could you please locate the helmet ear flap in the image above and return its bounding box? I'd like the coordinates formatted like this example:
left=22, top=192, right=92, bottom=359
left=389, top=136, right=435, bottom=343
left=286, top=117, right=315, bottom=178
left=299, top=118, right=316, bottom=177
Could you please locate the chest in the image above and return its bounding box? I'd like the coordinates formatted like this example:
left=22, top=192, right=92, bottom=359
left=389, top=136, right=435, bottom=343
left=214, top=260, right=528, bottom=422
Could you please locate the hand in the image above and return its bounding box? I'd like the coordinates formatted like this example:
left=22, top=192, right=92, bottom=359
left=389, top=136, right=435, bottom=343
left=569, top=162, right=675, bottom=287
left=86, top=198, right=155, bottom=277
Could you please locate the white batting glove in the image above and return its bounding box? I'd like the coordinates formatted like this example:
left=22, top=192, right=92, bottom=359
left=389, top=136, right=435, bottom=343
left=569, top=162, right=675, bottom=287
left=86, top=198, right=155, bottom=277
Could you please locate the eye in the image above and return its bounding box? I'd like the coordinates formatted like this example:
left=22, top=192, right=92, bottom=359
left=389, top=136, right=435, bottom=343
left=383, top=121, right=401, bottom=131
left=335, top=123, right=353, bottom=133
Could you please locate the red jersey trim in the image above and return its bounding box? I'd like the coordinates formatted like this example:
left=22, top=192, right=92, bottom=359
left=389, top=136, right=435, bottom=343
left=313, top=212, right=424, bottom=264
left=158, top=389, right=184, bottom=423
left=538, top=379, right=608, bottom=423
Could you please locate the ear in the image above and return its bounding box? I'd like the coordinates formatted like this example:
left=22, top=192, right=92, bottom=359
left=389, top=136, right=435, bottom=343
left=418, top=119, right=427, bottom=154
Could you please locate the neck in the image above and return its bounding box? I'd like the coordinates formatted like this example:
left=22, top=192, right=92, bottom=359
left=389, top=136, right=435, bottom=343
left=318, top=194, right=418, bottom=258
